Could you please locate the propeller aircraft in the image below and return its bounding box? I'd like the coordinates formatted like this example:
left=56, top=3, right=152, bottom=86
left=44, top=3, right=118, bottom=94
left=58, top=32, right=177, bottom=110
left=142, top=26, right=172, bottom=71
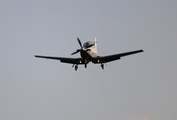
left=35, top=38, right=143, bottom=71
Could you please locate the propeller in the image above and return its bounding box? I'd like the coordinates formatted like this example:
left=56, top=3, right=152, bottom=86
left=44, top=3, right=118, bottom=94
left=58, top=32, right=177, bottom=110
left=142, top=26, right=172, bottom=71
left=71, top=38, right=94, bottom=69
left=71, top=38, right=83, bottom=55
left=85, top=44, right=94, bottom=49
left=71, top=38, right=95, bottom=55
left=77, top=38, right=82, bottom=48
left=71, top=49, right=81, bottom=55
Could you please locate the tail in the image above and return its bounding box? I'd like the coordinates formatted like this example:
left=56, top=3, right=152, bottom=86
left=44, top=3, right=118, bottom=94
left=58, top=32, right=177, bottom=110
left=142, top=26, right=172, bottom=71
left=93, top=38, right=98, bottom=55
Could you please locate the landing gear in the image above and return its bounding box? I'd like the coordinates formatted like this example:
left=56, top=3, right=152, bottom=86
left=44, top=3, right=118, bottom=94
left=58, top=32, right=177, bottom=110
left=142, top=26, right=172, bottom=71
left=75, top=65, right=78, bottom=71
left=84, top=59, right=87, bottom=68
left=72, top=64, right=78, bottom=71
left=101, top=63, right=104, bottom=69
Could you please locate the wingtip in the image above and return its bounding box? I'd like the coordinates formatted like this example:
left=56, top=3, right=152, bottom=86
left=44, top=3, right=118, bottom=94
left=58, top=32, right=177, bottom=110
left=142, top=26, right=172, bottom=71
left=35, top=55, right=40, bottom=58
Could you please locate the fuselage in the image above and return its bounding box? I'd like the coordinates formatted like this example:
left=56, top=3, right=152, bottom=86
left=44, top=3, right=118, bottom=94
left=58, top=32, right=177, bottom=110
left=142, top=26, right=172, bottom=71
left=80, top=38, right=98, bottom=62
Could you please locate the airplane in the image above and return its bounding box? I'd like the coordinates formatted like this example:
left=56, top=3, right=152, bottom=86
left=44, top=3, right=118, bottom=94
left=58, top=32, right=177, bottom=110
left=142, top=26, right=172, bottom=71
left=35, top=38, right=143, bottom=71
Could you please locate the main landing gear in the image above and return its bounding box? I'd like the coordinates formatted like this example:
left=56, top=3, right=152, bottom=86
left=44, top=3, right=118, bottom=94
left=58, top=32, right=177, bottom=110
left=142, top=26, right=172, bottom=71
left=72, top=64, right=78, bottom=71
left=75, top=65, right=78, bottom=71
left=101, top=63, right=104, bottom=69
left=72, top=63, right=104, bottom=71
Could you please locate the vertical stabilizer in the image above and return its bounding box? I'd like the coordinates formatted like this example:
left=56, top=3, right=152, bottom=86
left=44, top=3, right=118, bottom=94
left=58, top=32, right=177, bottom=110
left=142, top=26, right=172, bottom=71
left=93, top=38, right=98, bottom=55
left=87, top=38, right=98, bottom=57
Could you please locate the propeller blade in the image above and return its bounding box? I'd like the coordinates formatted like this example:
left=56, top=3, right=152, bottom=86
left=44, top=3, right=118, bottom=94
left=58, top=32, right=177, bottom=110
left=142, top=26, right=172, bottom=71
left=77, top=38, right=82, bottom=48
left=71, top=51, right=79, bottom=55
left=71, top=49, right=81, bottom=55
left=71, top=38, right=83, bottom=55
left=84, top=44, right=95, bottom=49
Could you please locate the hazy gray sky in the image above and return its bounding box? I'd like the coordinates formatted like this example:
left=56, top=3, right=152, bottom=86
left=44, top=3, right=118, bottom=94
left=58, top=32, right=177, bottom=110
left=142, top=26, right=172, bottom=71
left=0, top=0, right=177, bottom=120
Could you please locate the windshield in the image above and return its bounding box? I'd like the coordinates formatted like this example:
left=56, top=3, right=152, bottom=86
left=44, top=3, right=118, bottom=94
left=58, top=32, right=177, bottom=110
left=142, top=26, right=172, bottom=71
left=83, top=41, right=93, bottom=48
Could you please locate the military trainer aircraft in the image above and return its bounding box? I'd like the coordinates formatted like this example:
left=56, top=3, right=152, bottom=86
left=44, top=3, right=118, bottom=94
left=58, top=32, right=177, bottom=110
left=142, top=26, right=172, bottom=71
left=35, top=38, right=143, bottom=71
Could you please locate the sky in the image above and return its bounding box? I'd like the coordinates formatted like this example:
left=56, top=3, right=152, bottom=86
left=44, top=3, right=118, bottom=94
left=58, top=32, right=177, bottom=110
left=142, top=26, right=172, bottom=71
left=0, top=0, right=177, bottom=120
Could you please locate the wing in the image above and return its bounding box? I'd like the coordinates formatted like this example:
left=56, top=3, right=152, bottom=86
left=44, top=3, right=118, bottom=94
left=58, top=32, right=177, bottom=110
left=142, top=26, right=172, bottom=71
left=35, top=55, right=85, bottom=64
left=92, top=49, right=143, bottom=63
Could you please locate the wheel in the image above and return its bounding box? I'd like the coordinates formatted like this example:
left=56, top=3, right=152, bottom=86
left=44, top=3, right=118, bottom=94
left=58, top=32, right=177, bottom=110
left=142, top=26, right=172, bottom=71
left=75, top=65, right=78, bottom=71
left=101, top=64, right=104, bottom=69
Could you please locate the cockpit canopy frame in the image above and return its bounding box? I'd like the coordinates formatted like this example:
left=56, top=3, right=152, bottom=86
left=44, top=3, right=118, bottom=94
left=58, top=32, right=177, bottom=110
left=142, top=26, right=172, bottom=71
left=83, top=41, right=93, bottom=48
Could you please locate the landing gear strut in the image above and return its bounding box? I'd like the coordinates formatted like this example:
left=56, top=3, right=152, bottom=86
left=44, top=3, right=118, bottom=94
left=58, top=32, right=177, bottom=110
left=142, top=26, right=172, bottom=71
left=84, top=59, right=87, bottom=68
left=75, top=65, right=78, bottom=71
left=101, top=63, right=104, bottom=69
left=72, top=64, right=78, bottom=71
